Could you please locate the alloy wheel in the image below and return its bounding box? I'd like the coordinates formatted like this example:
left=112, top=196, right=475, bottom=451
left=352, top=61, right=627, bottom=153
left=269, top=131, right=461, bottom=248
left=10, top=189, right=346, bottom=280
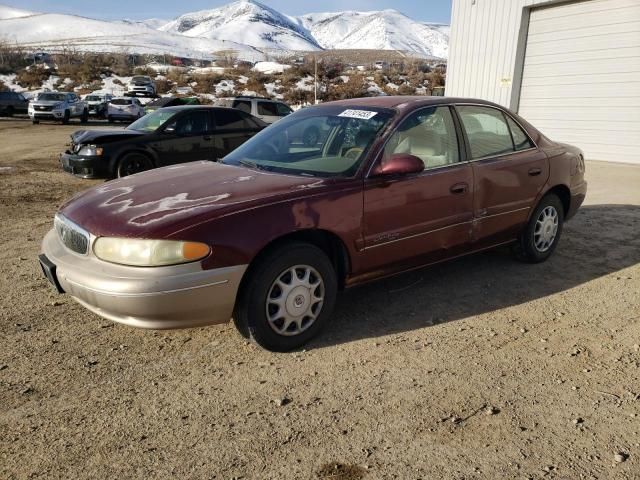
left=265, top=265, right=325, bottom=336
left=534, top=206, right=559, bottom=252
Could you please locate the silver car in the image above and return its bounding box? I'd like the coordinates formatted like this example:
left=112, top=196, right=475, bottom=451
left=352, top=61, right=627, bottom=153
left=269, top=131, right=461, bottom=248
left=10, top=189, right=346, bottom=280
left=29, top=92, right=89, bottom=125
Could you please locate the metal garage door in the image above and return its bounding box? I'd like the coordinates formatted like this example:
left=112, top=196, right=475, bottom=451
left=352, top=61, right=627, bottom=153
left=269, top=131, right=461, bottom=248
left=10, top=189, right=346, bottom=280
left=518, top=0, right=640, bottom=164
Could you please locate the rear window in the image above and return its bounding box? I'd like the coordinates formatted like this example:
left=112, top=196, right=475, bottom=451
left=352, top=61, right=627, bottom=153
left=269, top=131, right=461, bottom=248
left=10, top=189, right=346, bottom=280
left=214, top=109, right=253, bottom=129
left=232, top=100, right=252, bottom=114
left=111, top=98, right=132, bottom=105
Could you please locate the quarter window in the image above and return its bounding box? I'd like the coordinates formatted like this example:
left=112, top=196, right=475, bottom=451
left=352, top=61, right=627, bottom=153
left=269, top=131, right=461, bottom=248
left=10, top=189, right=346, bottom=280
left=257, top=101, right=278, bottom=116
left=458, top=106, right=515, bottom=159
left=506, top=115, right=534, bottom=151
left=383, top=106, right=460, bottom=169
left=232, top=100, right=251, bottom=114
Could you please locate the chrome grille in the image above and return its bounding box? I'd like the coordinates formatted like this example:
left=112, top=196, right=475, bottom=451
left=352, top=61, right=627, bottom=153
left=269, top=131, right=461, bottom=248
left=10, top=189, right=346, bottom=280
left=54, top=215, right=89, bottom=255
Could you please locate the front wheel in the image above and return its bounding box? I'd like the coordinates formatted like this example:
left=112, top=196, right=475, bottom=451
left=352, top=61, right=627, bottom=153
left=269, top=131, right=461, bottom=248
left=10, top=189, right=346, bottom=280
left=107, top=116, right=114, bottom=124
left=515, top=193, right=564, bottom=263
left=116, top=152, right=153, bottom=178
left=80, top=109, right=89, bottom=123
left=234, top=242, right=337, bottom=352
left=61, top=110, right=70, bottom=124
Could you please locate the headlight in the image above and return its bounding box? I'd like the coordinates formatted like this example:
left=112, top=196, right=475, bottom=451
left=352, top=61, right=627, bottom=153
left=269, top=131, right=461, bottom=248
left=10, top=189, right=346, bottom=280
left=77, top=145, right=103, bottom=156
left=93, top=237, right=210, bottom=266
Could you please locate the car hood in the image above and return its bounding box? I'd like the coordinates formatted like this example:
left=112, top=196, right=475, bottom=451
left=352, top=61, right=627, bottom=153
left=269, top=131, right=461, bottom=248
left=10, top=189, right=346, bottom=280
left=59, top=161, right=331, bottom=238
left=31, top=100, right=64, bottom=107
left=71, top=129, right=145, bottom=145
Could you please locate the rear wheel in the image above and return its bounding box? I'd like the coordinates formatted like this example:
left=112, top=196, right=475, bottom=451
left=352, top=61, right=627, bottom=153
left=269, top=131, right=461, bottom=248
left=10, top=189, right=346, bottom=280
left=234, top=242, right=337, bottom=352
left=514, top=193, right=564, bottom=263
left=5, top=106, right=14, bottom=117
left=61, top=110, right=70, bottom=125
left=80, top=109, right=89, bottom=123
left=116, top=152, right=153, bottom=178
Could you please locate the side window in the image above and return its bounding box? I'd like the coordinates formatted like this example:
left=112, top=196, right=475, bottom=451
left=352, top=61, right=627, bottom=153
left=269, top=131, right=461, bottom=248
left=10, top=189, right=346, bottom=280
left=457, top=106, right=514, bottom=159
left=257, top=101, right=278, bottom=116
left=276, top=103, right=292, bottom=116
left=232, top=100, right=251, bottom=114
left=383, top=106, right=460, bottom=169
left=214, top=109, right=250, bottom=129
left=506, top=115, right=534, bottom=151
left=169, top=111, right=211, bottom=135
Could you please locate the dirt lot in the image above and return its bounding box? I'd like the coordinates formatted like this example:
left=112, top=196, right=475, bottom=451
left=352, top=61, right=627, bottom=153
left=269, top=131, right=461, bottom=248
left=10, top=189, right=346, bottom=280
left=1, top=117, right=638, bottom=479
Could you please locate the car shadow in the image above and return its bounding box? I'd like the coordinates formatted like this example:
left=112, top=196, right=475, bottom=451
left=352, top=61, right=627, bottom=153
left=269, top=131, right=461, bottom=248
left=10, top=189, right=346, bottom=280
left=311, top=204, right=640, bottom=349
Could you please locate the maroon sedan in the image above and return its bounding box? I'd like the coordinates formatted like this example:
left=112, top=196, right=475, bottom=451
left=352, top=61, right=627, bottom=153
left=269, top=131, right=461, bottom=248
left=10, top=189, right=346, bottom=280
left=39, top=97, right=587, bottom=351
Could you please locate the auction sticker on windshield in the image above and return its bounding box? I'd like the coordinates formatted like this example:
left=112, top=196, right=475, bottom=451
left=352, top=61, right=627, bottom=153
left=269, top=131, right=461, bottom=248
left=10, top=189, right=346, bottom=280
left=338, top=109, right=378, bottom=120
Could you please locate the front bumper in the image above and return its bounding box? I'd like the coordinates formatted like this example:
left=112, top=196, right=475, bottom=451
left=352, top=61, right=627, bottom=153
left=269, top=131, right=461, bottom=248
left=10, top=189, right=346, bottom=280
left=60, top=152, right=111, bottom=179
left=29, top=110, right=65, bottom=120
left=41, top=228, right=247, bottom=329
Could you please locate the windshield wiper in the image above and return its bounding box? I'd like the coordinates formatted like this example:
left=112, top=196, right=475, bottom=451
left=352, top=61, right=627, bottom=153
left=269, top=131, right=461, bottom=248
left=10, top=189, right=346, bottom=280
left=238, top=159, right=272, bottom=172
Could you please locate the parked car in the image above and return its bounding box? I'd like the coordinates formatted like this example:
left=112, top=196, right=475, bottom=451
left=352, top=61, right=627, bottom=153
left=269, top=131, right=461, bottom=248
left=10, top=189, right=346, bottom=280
left=144, top=96, right=200, bottom=115
left=84, top=93, right=114, bottom=118
left=0, top=91, right=29, bottom=116
left=29, top=92, right=88, bottom=124
left=107, top=97, right=145, bottom=123
left=40, top=97, right=587, bottom=351
left=126, top=76, right=156, bottom=97
left=60, top=106, right=266, bottom=178
left=213, top=96, right=293, bottom=124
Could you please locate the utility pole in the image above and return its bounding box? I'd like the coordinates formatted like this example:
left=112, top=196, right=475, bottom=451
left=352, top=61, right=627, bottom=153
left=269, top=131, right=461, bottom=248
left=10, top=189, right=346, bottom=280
left=314, top=55, right=318, bottom=104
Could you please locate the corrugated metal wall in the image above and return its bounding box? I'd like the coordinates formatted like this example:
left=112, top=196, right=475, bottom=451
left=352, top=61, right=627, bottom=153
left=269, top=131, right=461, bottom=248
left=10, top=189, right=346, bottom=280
left=447, top=0, right=551, bottom=108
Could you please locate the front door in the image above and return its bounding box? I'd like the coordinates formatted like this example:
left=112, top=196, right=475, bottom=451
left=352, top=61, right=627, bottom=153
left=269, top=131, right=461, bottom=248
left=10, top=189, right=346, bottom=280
left=153, top=110, right=216, bottom=166
left=362, top=106, right=474, bottom=275
left=455, top=105, right=549, bottom=247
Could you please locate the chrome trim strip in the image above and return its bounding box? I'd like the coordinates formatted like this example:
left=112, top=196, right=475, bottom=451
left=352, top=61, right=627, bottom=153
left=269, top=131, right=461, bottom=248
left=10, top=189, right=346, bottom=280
left=478, top=206, right=530, bottom=220
left=63, top=277, right=229, bottom=297
left=363, top=220, right=472, bottom=250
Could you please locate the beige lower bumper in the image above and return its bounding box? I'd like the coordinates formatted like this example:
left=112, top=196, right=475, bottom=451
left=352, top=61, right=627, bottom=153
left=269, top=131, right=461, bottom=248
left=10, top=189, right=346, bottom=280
left=42, top=229, right=247, bottom=329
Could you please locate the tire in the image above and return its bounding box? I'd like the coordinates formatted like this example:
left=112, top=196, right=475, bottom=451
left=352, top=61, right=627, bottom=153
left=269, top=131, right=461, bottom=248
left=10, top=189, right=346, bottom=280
left=107, top=116, right=114, bottom=124
left=5, top=106, right=14, bottom=117
left=514, top=193, right=565, bottom=263
left=32, top=119, right=39, bottom=125
left=234, top=242, right=338, bottom=352
left=61, top=110, right=70, bottom=125
left=80, top=109, right=89, bottom=123
left=116, top=152, right=153, bottom=178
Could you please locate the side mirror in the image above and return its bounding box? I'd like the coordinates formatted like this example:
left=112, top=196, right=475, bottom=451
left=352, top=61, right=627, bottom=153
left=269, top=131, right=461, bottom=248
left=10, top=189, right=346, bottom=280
left=163, top=125, right=176, bottom=134
left=371, top=153, right=425, bottom=176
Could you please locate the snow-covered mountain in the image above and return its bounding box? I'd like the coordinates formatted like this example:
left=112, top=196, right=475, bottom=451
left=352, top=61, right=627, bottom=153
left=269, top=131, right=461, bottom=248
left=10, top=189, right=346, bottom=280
left=160, top=1, right=321, bottom=51
left=296, top=10, right=449, bottom=58
left=0, top=8, right=263, bottom=60
left=0, top=1, right=448, bottom=59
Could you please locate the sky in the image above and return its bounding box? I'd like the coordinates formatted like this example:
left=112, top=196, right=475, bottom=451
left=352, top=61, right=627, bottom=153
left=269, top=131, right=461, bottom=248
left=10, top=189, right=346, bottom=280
left=5, top=0, right=452, bottom=23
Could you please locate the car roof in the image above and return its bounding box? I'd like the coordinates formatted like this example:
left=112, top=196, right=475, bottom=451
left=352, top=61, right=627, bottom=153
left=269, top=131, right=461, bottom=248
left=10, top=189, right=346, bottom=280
left=322, top=96, right=505, bottom=112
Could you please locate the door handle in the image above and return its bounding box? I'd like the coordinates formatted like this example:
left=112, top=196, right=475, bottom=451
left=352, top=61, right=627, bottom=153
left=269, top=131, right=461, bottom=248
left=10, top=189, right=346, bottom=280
left=528, top=167, right=542, bottom=176
left=450, top=182, right=468, bottom=194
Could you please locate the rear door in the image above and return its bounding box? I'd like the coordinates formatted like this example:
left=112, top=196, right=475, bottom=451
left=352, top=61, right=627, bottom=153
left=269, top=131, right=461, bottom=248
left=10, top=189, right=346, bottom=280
left=362, top=106, right=474, bottom=272
left=455, top=105, right=548, bottom=247
left=212, top=109, right=262, bottom=160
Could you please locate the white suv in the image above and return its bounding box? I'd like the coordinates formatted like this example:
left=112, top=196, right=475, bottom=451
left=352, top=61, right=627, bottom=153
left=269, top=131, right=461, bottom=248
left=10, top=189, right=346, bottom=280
left=213, top=97, right=293, bottom=124
left=127, top=76, right=156, bottom=97
left=107, top=97, right=145, bottom=123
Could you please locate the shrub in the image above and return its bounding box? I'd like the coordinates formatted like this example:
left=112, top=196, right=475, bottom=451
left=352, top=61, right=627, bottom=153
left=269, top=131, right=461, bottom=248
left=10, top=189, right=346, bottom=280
left=15, top=66, right=51, bottom=89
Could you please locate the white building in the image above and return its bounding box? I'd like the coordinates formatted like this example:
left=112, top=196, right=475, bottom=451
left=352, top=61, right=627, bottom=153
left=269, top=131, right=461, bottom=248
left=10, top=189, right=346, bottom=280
left=446, top=0, right=640, bottom=164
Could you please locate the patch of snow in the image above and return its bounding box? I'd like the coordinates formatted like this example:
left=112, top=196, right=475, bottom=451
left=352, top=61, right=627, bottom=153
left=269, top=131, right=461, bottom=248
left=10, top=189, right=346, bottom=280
left=253, top=61, right=290, bottom=74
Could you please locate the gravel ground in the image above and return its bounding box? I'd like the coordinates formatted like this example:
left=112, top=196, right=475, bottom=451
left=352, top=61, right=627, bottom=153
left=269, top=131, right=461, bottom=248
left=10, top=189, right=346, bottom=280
left=1, top=117, right=639, bottom=479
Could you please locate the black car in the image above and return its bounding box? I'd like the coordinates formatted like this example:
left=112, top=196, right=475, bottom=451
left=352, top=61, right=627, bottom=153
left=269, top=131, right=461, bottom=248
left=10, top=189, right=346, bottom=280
left=60, top=106, right=267, bottom=179
left=0, top=91, right=29, bottom=116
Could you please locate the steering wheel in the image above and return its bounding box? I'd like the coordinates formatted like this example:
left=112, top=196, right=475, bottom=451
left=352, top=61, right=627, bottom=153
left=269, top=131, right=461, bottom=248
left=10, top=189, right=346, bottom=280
left=343, top=147, right=364, bottom=160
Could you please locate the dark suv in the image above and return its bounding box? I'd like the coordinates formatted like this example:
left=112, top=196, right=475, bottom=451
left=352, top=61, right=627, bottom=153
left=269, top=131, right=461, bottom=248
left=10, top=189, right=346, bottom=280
left=0, top=91, right=29, bottom=116
left=60, top=106, right=266, bottom=178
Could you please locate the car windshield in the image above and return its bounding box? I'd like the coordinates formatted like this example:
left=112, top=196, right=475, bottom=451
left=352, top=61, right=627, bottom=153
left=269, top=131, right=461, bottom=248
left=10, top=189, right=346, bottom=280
left=223, top=107, right=394, bottom=177
left=37, top=93, right=66, bottom=101
left=132, top=76, right=149, bottom=82
left=127, top=109, right=175, bottom=132
left=86, top=95, right=102, bottom=101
